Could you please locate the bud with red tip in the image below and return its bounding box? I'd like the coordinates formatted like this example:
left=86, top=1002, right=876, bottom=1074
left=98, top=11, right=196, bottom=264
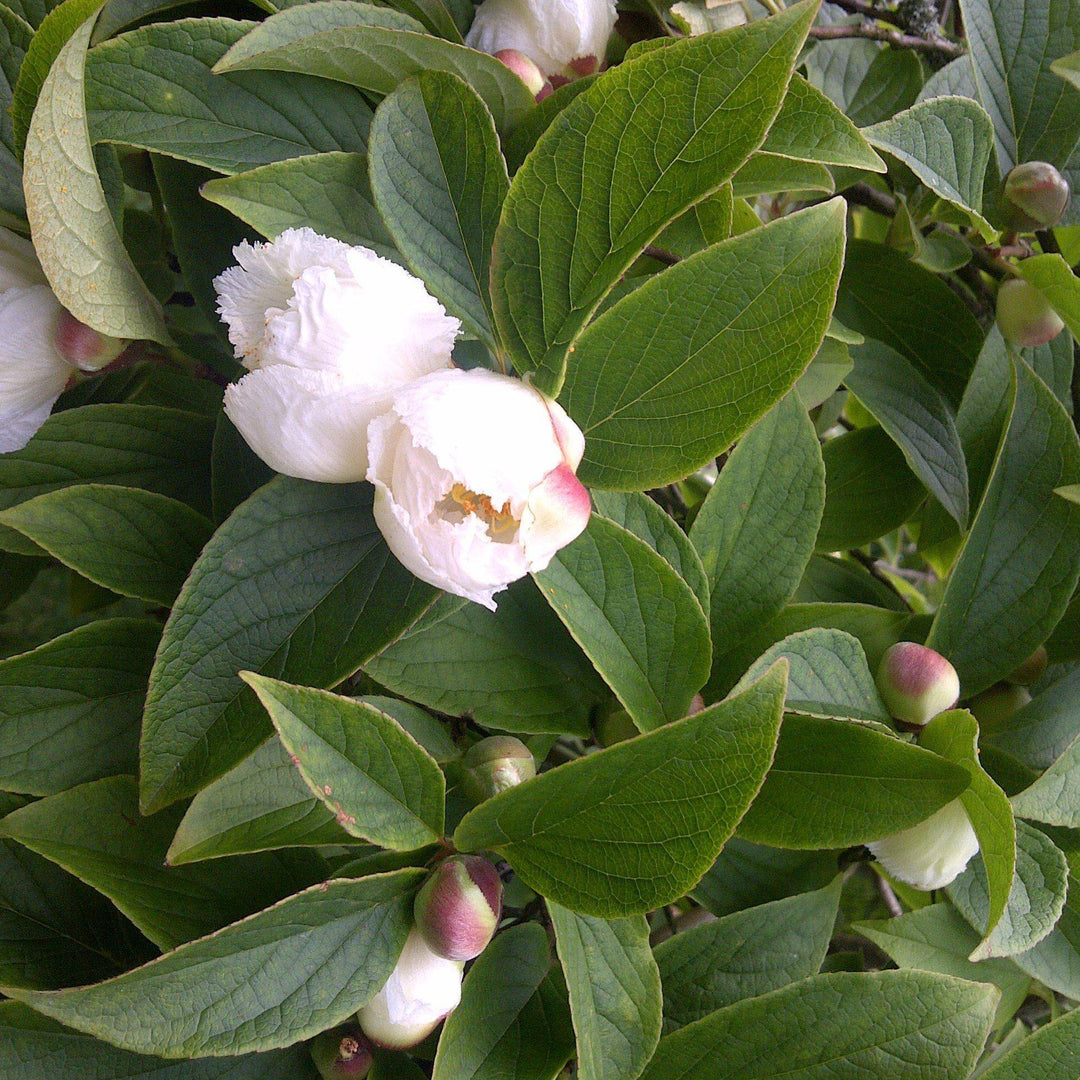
left=1003, top=162, right=1071, bottom=230
left=309, top=1026, right=374, bottom=1079
left=1006, top=645, right=1048, bottom=687
left=494, top=49, right=551, bottom=99
left=461, top=735, right=536, bottom=805
left=414, top=854, right=503, bottom=961
left=53, top=310, right=127, bottom=371
left=876, top=642, right=960, bottom=726
left=969, top=682, right=1032, bottom=732
left=996, top=278, right=1065, bottom=348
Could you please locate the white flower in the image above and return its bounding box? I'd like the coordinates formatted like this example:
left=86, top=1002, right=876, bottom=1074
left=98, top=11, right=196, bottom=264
left=214, top=228, right=459, bottom=483
left=0, top=228, right=125, bottom=454
left=868, top=799, right=980, bottom=891
left=466, top=0, right=618, bottom=78
left=357, top=928, right=463, bottom=1049
left=367, top=367, right=592, bottom=610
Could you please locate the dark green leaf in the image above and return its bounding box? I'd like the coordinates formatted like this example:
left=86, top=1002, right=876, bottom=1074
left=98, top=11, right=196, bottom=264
left=846, top=46, right=924, bottom=127
left=549, top=904, right=661, bottom=1080
left=6, top=870, right=423, bottom=1057
left=988, top=664, right=1080, bottom=769
left=140, top=478, right=435, bottom=812
left=1010, top=732, right=1080, bottom=828
left=979, top=1006, right=1080, bottom=1079
left=794, top=555, right=909, bottom=610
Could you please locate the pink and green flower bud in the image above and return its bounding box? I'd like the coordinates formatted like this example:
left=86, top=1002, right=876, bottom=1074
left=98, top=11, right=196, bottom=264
left=493, top=49, right=551, bottom=99
left=996, top=278, right=1065, bottom=348
left=309, top=1026, right=374, bottom=1079
left=876, top=642, right=960, bottom=726
left=969, top=682, right=1032, bottom=732
left=53, top=310, right=127, bottom=372
left=462, top=735, right=536, bottom=804
left=414, top=854, right=503, bottom=961
left=1003, top=162, right=1071, bottom=230
left=1006, top=644, right=1048, bottom=687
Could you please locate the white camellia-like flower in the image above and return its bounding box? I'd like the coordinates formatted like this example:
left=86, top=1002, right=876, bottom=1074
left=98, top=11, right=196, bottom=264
left=214, top=228, right=459, bottom=483
left=466, top=0, right=618, bottom=78
left=357, top=928, right=464, bottom=1049
left=1, top=227, right=126, bottom=454
left=868, top=798, right=980, bottom=891
left=367, top=367, right=592, bottom=610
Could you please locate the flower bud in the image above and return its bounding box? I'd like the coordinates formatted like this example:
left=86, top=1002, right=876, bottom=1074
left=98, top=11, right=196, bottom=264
left=1006, top=645, right=1048, bottom=687
left=53, top=310, right=127, bottom=372
left=876, top=642, right=960, bottom=726
left=462, top=735, right=536, bottom=804
left=996, top=278, right=1065, bottom=349
left=868, top=798, right=979, bottom=891
left=414, top=854, right=502, bottom=961
left=969, top=682, right=1032, bottom=732
left=493, top=49, right=551, bottom=99
left=357, top=928, right=463, bottom=1049
left=1003, top=162, right=1071, bottom=230
left=309, top=1026, right=374, bottom=1079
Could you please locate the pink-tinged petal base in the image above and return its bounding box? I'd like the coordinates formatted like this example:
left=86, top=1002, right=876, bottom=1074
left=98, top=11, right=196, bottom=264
left=53, top=310, right=127, bottom=372
left=494, top=49, right=549, bottom=98
left=522, top=463, right=591, bottom=572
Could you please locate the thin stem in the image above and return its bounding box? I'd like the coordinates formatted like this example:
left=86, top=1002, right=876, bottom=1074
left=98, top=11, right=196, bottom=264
left=808, top=23, right=965, bottom=58
left=826, top=0, right=891, bottom=16
left=844, top=182, right=898, bottom=217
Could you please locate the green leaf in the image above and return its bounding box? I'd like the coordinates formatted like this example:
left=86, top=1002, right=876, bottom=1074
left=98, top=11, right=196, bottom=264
left=369, top=71, right=507, bottom=350
left=0, top=618, right=158, bottom=796
left=562, top=200, right=845, bottom=490
left=855, top=904, right=1030, bottom=1030
left=707, top=601, right=922, bottom=699
left=920, top=710, right=1016, bottom=957
left=242, top=675, right=444, bottom=850
left=589, top=491, right=709, bottom=614
left=533, top=514, right=710, bottom=733
left=862, top=96, right=994, bottom=227
left=86, top=18, right=374, bottom=175
left=5, top=869, right=422, bottom=1056
left=1010, top=733, right=1080, bottom=827
left=548, top=904, right=661, bottom=1080
left=732, top=628, right=891, bottom=723
left=690, top=392, right=825, bottom=669
left=140, top=477, right=436, bottom=813
left=979, top=1006, right=1080, bottom=1079
left=23, top=12, right=168, bottom=342
left=738, top=713, right=970, bottom=849
left=166, top=737, right=350, bottom=865
left=0, top=6, right=30, bottom=215
left=1053, top=48, right=1080, bottom=90
left=730, top=153, right=835, bottom=198
left=835, top=240, right=984, bottom=408
left=491, top=1, right=818, bottom=391
left=816, top=426, right=926, bottom=552
left=762, top=74, right=885, bottom=170
left=846, top=46, right=924, bottom=127
left=949, top=820, right=1070, bottom=960
left=988, top=665, right=1080, bottom=769
left=959, top=0, right=1080, bottom=172
left=0, top=485, right=212, bottom=606
left=0, top=776, right=324, bottom=951
left=637, top=970, right=996, bottom=1080
left=1015, top=253, right=1080, bottom=339
left=201, top=152, right=397, bottom=256
left=846, top=340, right=970, bottom=528
left=431, top=923, right=574, bottom=1080
left=655, top=879, right=841, bottom=1031
left=795, top=554, right=908, bottom=611
left=927, top=361, right=1080, bottom=694
left=213, top=4, right=534, bottom=133
left=454, top=663, right=787, bottom=917
left=365, top=580, right=603, bottom=736
left=0, top=1001, right=318, bottom=1080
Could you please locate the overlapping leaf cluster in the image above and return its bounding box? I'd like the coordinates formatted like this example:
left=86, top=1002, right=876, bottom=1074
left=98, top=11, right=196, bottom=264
left=1, top=0, right=1080, bottom=1077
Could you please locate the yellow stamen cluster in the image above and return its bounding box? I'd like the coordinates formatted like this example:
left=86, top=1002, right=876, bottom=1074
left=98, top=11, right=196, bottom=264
left=444, top=482, right=518, bottom=539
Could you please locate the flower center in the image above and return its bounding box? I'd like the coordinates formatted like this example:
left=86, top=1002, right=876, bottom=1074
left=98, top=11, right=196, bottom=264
left=438, top=482, right=519, bottom=542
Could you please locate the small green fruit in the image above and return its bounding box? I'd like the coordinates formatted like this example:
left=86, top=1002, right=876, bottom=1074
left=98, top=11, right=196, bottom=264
left=1003, top=162, right=1071, bottom=230
left=876, top=642, right=960, bottom=726
left=461, top=736, right=535, bottom=804
left=309, top=1026, right=374, bottom=1079
left=996, top=279, right=1065, bottom=349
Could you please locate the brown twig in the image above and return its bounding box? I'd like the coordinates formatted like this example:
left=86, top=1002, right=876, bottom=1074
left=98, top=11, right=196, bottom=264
left=808, top=23, right=966, bottom=58
left=826, top=0, right=893, bottom=16
left=642, top=244, right=680, bottom=267
left=843, top=182, right=898, bottom=217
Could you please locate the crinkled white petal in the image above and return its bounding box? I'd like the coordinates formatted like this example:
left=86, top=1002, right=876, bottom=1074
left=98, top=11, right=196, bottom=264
left=223, top=365, right=386, bottom=483
left=868, top=799, right=980, bottom=891
left=0, top=286, right=73, bottom=453
left=357, top=929, right=463, bottom=1049
left=0, top=227, right=48, bottom=292
left=466, top=0, right=617, bottom=75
